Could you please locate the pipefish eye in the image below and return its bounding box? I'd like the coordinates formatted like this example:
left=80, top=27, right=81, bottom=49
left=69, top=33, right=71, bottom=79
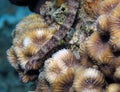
left=60, top=3, right=68, bottom=13
left=52, top=3, right=68, bottom=25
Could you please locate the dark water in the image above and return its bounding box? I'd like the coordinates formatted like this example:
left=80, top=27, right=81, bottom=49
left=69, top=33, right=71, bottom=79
left=0, top=0, right=35, bottom=92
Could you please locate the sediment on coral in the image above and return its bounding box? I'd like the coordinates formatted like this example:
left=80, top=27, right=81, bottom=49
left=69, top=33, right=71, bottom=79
left=7, top=0, right=120, bottom=91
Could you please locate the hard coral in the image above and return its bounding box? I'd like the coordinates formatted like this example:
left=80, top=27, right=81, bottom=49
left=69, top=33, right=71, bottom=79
left=86, top=31, right=113, bottom=63
left=81, top=0, right=120, bottom=78
left=44, top=49, right=78, bottom=84
left=7, top=0, right=120, bottom=91
left=73, top=68, right=105, bottom=92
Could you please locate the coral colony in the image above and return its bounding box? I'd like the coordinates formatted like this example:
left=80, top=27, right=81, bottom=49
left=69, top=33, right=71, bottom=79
left=7, top=0, right=120, bottom=92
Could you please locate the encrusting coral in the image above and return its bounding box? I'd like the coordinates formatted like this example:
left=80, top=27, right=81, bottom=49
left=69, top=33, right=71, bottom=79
left=7, top=0, right=120, bottom=91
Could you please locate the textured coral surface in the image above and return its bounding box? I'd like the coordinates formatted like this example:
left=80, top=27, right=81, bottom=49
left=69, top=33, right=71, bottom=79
left=6, top=0, right=120, bottom=92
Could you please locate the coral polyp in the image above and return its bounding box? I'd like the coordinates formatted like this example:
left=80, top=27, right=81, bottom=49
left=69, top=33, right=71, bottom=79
left=23, top=30, right=52, bottom=54
left=7, top=46, right=18, bottom=69
left=97, top=14, right=109, bottom=33
left=12, top=14, right=47, bottom=38
left=44, top=49, right=77, bottom=84
left=52, top=69, right=74, bottom=92
left=44, top=58, right=68, bottom=83
left=73, top=68, right=105, bottom=92
left=86, top=31, right=113, bottom=63
left=106, top=83, right=120, bottom=92
left=52, top=49, right=78, bottom=67
left=114, top=66, right=120, bottom=81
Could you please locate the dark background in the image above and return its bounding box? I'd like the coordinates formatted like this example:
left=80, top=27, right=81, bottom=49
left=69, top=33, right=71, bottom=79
left=0, top=0, right=35, bottom=92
